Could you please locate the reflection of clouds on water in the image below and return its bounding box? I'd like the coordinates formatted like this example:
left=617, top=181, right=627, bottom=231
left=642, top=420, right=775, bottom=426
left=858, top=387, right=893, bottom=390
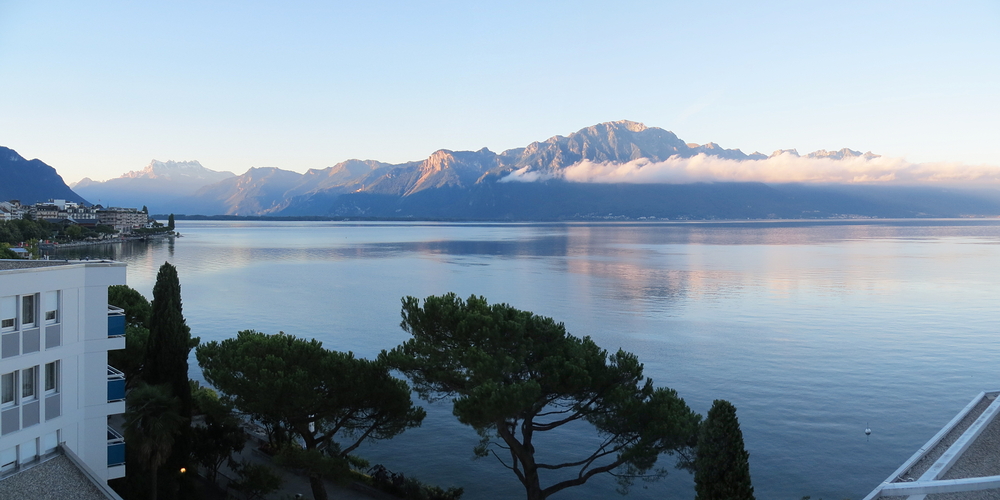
left=49, top=219, right=1000, bottom=500
left=55, top=220, right=1000, bottom=316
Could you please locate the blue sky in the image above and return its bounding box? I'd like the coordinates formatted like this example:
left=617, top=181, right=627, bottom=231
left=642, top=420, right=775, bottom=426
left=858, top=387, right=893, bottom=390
left=1, top=1, right=997, bottom=183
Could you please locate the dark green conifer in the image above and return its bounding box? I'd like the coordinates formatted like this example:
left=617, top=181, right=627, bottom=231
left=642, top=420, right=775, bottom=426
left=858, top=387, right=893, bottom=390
left=144, top=262, right=198, bottom=498
left=695, top=399, right=755, bottom=500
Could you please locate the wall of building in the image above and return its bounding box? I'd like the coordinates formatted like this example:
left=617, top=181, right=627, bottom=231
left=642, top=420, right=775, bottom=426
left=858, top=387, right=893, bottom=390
left=0, top=261, right=126, bottom=483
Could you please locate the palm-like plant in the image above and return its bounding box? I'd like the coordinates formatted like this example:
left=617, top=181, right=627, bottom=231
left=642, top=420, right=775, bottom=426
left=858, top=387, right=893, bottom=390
left=125, top=383, right=185, bottom=500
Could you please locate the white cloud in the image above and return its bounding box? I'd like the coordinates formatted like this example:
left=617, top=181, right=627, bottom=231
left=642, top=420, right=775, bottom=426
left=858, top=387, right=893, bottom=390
left=498, top=153, right=1000, bottom=186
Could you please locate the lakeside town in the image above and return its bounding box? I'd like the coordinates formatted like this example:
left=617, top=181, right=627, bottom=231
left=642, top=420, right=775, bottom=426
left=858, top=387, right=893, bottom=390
left=0, top=199, right=173, bottom=258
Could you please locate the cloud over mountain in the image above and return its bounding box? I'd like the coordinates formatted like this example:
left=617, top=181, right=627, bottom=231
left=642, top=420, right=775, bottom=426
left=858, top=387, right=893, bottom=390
left=501, top=152, right=1000, bottom=186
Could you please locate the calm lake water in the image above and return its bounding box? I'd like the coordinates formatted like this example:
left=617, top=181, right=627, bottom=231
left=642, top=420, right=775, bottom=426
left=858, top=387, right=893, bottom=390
left=57, top=219, right=1000, bottom=500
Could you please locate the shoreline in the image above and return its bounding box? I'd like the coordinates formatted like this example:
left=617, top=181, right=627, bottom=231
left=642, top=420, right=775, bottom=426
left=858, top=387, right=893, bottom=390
left=40, top=232, right=176, bottom=250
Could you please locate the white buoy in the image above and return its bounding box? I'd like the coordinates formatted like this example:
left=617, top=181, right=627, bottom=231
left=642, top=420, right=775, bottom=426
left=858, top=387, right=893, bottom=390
left=865, top=422, right=872, bottom=436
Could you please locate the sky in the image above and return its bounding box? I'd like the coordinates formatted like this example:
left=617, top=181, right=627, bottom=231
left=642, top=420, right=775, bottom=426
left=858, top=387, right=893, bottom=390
left=0, top=1, right=998, bottom=185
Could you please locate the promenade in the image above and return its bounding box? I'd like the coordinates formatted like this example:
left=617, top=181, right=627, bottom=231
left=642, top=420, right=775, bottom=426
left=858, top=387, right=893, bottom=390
left=207, top=431, right=380, bottom=500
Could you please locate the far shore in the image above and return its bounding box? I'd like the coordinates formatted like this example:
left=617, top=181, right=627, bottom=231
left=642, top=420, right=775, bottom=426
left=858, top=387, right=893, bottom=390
left=40, top=232, right=175, bottom=250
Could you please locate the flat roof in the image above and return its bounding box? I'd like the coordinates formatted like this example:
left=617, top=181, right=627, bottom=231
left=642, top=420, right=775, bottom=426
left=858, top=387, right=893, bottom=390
left=865, top=391, right=1000, bottom=499
left=0, top=454, right=114, bottom=500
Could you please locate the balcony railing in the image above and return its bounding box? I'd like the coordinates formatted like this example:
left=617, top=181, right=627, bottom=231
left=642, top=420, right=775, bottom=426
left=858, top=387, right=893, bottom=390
left=107, top=427, right=125, bottom=467
left=107, top=366, right=125, bottom=403
left=107, top=306, right=125, bottom=338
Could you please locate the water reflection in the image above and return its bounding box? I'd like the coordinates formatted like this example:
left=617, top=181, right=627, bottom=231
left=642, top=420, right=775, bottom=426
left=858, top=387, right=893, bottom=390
left=48, top=220, right=1000, bottom=500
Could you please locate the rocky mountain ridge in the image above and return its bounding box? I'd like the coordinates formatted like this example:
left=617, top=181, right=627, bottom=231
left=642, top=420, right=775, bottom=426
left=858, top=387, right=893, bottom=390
left=0, top=146, right=88, bottom=205
left=11, top=120, right=990, bottom=220
left=72, top=159, right=235, bottom=212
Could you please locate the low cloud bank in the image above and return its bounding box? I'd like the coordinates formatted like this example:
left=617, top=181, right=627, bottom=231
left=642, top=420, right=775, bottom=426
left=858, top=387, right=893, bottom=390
left=499, top=153, right=1000, bottom=186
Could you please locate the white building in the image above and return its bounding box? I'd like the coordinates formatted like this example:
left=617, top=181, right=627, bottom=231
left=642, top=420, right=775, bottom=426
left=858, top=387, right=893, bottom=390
left=0, top=259, right=127, bottom=496
left=96, top=208, right=148, bottom=233
left=0, top=202, right=22, bottom=222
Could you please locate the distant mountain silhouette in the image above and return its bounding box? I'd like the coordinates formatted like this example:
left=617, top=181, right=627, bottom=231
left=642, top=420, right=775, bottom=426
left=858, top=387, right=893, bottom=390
left=60, top=120, right=1000, bottom=219
left=0, top=146, right=88, bottom=205
left=72, top=159, right=235, bottom=212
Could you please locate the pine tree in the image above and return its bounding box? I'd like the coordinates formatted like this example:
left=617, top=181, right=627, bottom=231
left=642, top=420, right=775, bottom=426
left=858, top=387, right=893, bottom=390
left=167, top=214, right=175, bottom=230
left=144, top=262, right=198, bottom=498
left=695, top=399, right=755, bottom=500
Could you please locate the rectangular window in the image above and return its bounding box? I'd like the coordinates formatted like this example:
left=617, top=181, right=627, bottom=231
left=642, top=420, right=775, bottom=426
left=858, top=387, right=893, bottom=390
left=0, top=296, right=14, bottom=331
left=44, top=362, right=57, bottom=394
left=21, top=295, right=35, bottom=328
left=43, top=291, right=58, bottom=324
left=1, top=372, right=16, bottom=406
left=21, top=367, right=35, bottom=401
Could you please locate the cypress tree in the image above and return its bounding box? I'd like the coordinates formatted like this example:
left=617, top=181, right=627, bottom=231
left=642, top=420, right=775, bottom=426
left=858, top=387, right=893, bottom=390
left=695, top=399, right=755, bottom=500
left=144, top=262, right=198, bottom=498
left=167, top=214, right=175, bottom=230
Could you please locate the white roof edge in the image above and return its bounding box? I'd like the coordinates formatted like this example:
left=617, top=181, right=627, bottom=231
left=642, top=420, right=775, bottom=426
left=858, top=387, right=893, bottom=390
left=60, top=443, right=125, bottom=500
left=864, top=390, right=1000, bottom=500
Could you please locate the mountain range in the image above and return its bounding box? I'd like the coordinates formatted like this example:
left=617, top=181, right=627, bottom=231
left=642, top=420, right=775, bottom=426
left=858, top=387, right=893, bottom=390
left=72, top=160, right=235, bottom=210
left=0, top=146, right=87, bottom=205
left=12, top=120, right=1000, bottom=219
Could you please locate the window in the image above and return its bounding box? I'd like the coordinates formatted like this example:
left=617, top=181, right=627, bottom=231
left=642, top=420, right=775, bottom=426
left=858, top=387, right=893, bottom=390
left=21, top=295, right=35, bottom=328
left=21, top=367, right=35, bottom=402
left=1, top=372, right=16, bottom=407
left=43, top=291, right=58, bottom=324
left=0, top=296, right=13, bottom=331
left=44, top=362, right=57, bottom=394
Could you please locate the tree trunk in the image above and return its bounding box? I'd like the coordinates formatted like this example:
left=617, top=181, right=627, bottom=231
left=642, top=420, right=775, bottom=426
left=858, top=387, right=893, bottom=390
left=150, top=467, right=158, bottom=500
left=309, top=474, right=328, bottom=500
left=524, top=481, right=545, bottom=500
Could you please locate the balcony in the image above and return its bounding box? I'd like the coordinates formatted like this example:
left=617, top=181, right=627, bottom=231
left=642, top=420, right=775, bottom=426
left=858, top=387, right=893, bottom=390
left=107, top=306, right=125, bottom=338
left=107, top=427, right=125, bottom=467
left=107, top=366, right=125, bottom=403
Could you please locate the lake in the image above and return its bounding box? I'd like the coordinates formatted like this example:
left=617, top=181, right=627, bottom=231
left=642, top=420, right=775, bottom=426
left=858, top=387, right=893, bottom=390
left=57, top=219, right=1000, bottom=499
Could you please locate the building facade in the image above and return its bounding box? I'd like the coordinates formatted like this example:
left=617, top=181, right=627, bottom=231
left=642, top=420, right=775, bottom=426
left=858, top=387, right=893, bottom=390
left=0, top=260, right=127, bottom=485
left=96, top=208, right=148, bottom=233
left=0, top=202, right=23, bottom=222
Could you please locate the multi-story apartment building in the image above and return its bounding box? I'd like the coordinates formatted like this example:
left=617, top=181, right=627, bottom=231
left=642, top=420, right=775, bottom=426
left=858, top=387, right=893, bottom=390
left=0, top=202, right=23, bottom=222
left=26, top=200, right=100, bottom=225
left=96, top=208, right=148, bottom=233
left=0, top=259, right=127, bottom=496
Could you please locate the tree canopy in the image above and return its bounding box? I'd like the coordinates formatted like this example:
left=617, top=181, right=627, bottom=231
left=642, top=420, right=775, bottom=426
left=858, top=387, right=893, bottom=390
left=124, top=383, right=185, bottom=500
left=197, top=330, right=426, bottom=500
left=383, top=293, right=701, bottom=500
left=144, top=262, right=198, bottom=498
left=108, top=284, right=151, bottom=328
left=108, top=285, right=151, bottom=389
left=694, top=400, right=755, bottom=500
left=0, top=244, right=17, bottom=259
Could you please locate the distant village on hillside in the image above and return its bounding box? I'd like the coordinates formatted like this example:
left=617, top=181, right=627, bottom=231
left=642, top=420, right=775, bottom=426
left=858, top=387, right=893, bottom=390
left=0, top=199, right=171, bottom=258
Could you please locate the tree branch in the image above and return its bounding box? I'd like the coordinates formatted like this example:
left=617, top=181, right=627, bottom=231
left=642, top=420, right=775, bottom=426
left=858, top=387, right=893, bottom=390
left=541, top=458, right=628, bottom=498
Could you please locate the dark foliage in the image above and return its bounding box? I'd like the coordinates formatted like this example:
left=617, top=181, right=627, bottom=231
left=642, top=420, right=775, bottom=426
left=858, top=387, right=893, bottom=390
left=383, top=293, right=701, bottom=500
left=694, top=400, right=755, bottom=500
left=144, top=262, right=199, bottom=499
left=197, top=330, right=425, bottom=500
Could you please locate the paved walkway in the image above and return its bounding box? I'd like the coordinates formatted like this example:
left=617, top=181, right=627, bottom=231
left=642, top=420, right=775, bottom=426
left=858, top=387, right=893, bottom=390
left=211, top=432, right=377, bottom=500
